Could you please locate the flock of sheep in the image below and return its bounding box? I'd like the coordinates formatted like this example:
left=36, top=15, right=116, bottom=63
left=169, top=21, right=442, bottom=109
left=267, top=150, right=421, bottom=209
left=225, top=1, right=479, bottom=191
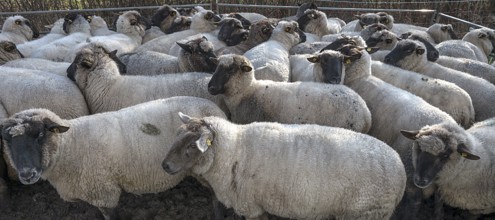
left=0, top=2, right=494, bottom=220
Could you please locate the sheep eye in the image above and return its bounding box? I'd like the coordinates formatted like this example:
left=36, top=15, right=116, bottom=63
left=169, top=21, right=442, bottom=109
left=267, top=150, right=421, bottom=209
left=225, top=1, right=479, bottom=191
left=130, top=19, right=137, bottom=25
left=15, top=20, right=22, bottom=25
left=385, top=39, right=393, bottom=44
left=285, top=27, right=291, bottom=32
left=171, top=11, right=176, bottom=17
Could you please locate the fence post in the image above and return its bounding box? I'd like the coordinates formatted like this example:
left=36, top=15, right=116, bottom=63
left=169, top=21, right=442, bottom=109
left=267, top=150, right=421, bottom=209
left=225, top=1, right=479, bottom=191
left=211, top=0, right=219, bottom=14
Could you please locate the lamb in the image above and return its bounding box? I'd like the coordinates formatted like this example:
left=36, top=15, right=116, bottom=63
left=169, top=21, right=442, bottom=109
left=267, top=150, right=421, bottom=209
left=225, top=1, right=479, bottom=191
left=3, top=58, right=71, bottom=76
left=0, top=16, right=39, bottom=45
left=371, top=61, right=475, bottom=128
left=326, top=43, right=458, bottom=220
left=400, top=118, right=495, bottom=218
left=243, top=20, right=305, bottom=81
left=67, top=43, right=227, bottom=115
left=136, top=9, right=221, bottom=54
left=0, top=96, right=227, bottom=220
left=297, top=9, right=341, bottom=36
left=122, top=35, right=218, bottom=75
left=215, top=18, right=277, bottom=55
left=385, top=39, right=495, bottom=121
left=30, top=14, right=92, bottom=62
left=207, top=54, right=372, bottom=133
left=89, top=15, right=116, bottom=36
left=436, top=56, right=495, bottom=85
left=435, top=28, right=494, bottom=63
left=16, top=18, right=66, bottom=57
left=0, top=41, right=24, bottom=65
left=162, top=112, right=406, bottom=220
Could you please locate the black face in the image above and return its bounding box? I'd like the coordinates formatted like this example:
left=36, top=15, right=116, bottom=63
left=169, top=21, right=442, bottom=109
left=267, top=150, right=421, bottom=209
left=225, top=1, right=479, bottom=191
left=413, top=147, right=452, bottom=188
left=151, top=5, right=177, bottom=27
left=384, top=41, right=418, bottom=66
left=359, top=14, right=380, bottom=28
left=229, top=13, right=251, bottom=29
left=0, top=41, right=24, bottom=64
left=208, top=60, right=242, bottom=95
left=296, top=10, right=317, bottom=31
left=365, top=36, right=381, bottom=47
left=218, top=19, right=246, bottom=45
left=177, top=7, right=197, bottom=17
left=319, top=54, right=345, bottom=84
left=408, top=35, right=439, bottom=61
left=166, top=16, right=192, bottom=34
left=204, top=11, right=222, bottom=23
left=1, top=121, right=45, bottom=185
left=108, top=50, right=127, bottom=74
left=320, top=37, right=356, bottom=52
left=296, top=2, right=318, bottom=17
left=162, top=130, right=202, bottom=175
left=63, top=13, right=79, bottom=34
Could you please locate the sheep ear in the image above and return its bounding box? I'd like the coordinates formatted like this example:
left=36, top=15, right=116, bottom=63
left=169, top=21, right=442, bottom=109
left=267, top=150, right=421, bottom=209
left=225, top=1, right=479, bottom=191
left=109, top=50, right=118, bottom=57
left=457, top=143, right=480, bottom=160
left=176, top=41, right=193, bottom=53
left=202, top=35, right=208, bottom=41
left=307, top=56, right=320, bottom=63
left=241, top=65, right=252, bottom=72
left=400, top=130, right=419, bottom=140
left=478, top=33, right=487, bottom=39
left=416, top=48, right=425, bottom=55
left=178, top=112, right=192, bottom=124
left=43, top=119, right=69, bottom=134
left=195, top=125, right=215, bottom=153
left=365, top=47, right=380, bottom=54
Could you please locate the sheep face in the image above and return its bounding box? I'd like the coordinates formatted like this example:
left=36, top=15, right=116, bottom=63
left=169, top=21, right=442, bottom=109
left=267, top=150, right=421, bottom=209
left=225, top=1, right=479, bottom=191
left=177, top=36, right=218, bottom=72
left=222, top=13, right=252, bottom=30
left=384, top=40, right=427, bottom=71
left=116, top=11, right=149, bottom=37
left=427, top=23, right=458, bottom=43
left=307, top=50, right=347, bottom=84
left=177, top=7, right=199, bottom=17
left=401, top=124, right=480, bottom=189
left=166, top=16, right=192, bottom=34
left=162, top=113, right=214, bottom=175
left=0, top=110, right=69, bottom=185
left=2, top=16, right=39, bottom=40
left=272, top=20, right=306, bottom=46
left=67, top=44, right=127, bottom=83
left=0, top=41, right=24, bottom=65
left=208, top=55, right=253, bottom=95
left=365, top=30, right=399, bottom=50
left=360, top=23, right=389, bottom=40
left=356, top=12, right=393, bottom=30
left=406, top=34, right=439, bottom=61
left=191, top=10, right=222, bottom=32
left=63, top=14, right=91, bottom=34
left=247, top=19, right=277, bottom=44
left=297, top=9, right=329, bottom=36
left=218, top=18, right=249, bottom=46
left=151, top=5, right=179, bottom=33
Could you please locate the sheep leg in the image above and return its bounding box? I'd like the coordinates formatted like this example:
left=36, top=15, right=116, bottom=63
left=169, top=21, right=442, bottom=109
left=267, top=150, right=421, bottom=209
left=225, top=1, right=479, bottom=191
left=433, top=191, right=444, bottom=220
left=98, top=207, right=118, bottom=220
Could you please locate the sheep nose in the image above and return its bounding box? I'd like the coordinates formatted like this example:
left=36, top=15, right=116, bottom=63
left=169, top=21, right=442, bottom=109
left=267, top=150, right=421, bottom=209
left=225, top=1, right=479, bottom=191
left=413, top=175, right=430, bottom=188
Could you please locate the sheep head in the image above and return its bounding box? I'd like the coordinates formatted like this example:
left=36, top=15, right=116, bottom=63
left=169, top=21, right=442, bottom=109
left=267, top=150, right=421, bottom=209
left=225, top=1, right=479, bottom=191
left=190, top=10, right=222, bottom=32
left=401, top=122, right=479, bottom=189
left=208, top=54, right=253, bottom=96
left=218, top=17, right=249, bottom=46
left=384, top=39, right=427, bottom=71
left=2, top=15, right=39, bottom=40
left=166, top=16, right=192, bottom=34
left=162, top=112, right=215, bottom=175
left=0, top=41, right=24, bottom=65
left=151, top=4, right=180, bottom=33
left=307, top=50, right=347, bottom=84
left=1, top=109, right=69, bottom=185
left=177, top=36, right=218, bottom=72
left=63, top=13, right=91, bottom=34
left=115, top=10, right=149, bottom=38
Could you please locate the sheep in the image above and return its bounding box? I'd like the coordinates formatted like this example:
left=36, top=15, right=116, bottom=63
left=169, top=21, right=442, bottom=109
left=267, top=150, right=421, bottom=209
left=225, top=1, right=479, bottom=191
left=207, top=54, right=372, bottom=133
left=289, top=50, right=346, bottom=84
left=30, top=14, right=92, bottom=62
left=89, top=15, right=116, bottom=36
left=284, top=2, right=318, bottom=21
left=16, top=18, right=66, bottom=57
left=3, top=58, right=71, bottom=76
left=436, top=56, right=495, bottom=85
left=243, top=20, right=305, bottom=81
left=122, top=35, right=218, bottom=75
left=162, top=112, right=406, bottom=220
left=0, top=41, right=24, bottom=65
left=385, top=39, right=495, bottom=121
left=341, top=12, right=394, bottom=32
left=215, top=18, right=277, bottom=55
left=150, top=4, right=180, bottom=33
left=436, top=28, right=494, bottom=63
left=371, top=61, right=475, bottom=128
left=136, top=10, right=221, bottom=54
left=400, top=118, right=495, bottom=218
left=297, top=9, right=341, bottom=36
left=0, top=15, right=39, bottom=45
left=365, top=29, right=400, bottom=50
left=400, top=23, right=457, bottom=45
left=67, top=42, right=227, bottom=115
left=0, top=96, right=227, bottom=220
left=322, top=43, right=458, bottom=220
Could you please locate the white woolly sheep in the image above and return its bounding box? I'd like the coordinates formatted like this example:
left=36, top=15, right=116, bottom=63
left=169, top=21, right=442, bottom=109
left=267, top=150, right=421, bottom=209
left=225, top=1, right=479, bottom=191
left=297, top=9, right=341, bottom=37
left=0, top=15, right=39, bottom=45
left=215, top=18, right=277, bottom=55
left=436, top=28, right=494, bottom=63
left=3, top=58, right=71, bottom=76
left=67, top=43, right=227, bottom=115
left=162, top=112, right=406, bottom=220
left=141, top=26, right=165, bottom=44
left=0, top=41, right=24, bottom=65
left=89, top=15, right=116, bottom=36
left=289, top=50, right=346, bottom=84
left=122, top=35, right=218, bottom=75
left=0, top=96, right=226, bottom=220
left=400, top=23, right=457, bottom=45
left=436, top=55, right=495, bottom=85
left=16, top=18, right=66, bottom=57
left=30, top=14, right=92, bottom=62
left=385, top=39, right=495, bottom=121
left=330, top=43, right=459, bottom=220
left=136, top=10, right=221, bottom=54
left=371, top=60, right=475, bottom=128
left=207, top=54, right=372, bottom=133
left=401, top=118, right=495, bottom=218
left=243, top=20, right=305, bottom=81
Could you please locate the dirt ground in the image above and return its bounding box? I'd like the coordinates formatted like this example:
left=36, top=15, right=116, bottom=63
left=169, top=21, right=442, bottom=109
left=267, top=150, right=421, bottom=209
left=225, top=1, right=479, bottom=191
left=1, top=176, right=495, bottom=220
